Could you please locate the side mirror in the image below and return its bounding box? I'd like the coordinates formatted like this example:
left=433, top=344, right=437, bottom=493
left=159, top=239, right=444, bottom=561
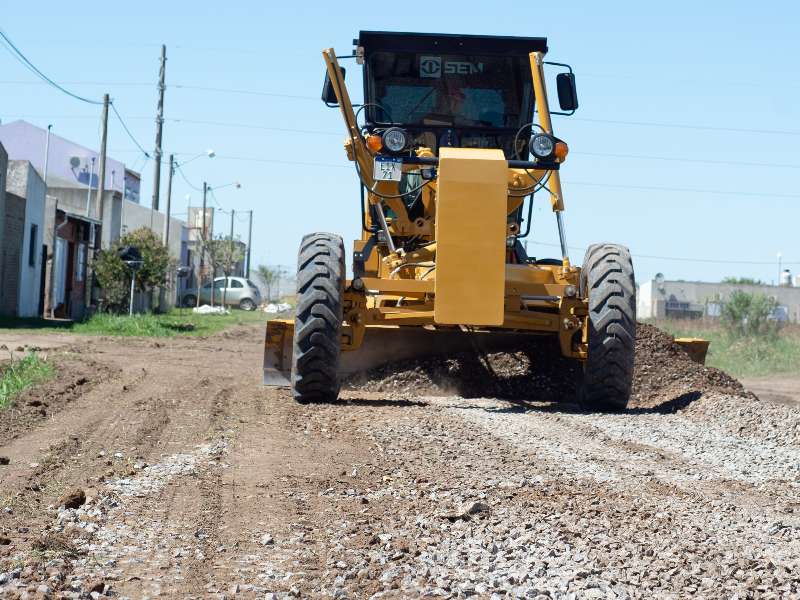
left=322, top=67, right=345, bottom=105
left=556, top=72, right=578, bottom=112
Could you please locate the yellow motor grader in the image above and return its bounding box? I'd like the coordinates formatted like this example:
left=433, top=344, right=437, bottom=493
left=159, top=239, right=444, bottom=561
left=264, top=31, right=637, bottom=411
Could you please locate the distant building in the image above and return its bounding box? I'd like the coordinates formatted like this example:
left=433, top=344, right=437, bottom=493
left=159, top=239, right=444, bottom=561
left=185, top=206, right=215, bottom=289
left=218, top=239, right=247, bottom=279
left=124, top=168, right=141, bottom=204
left=185, top=207, right=246, bottom=277
left=638, top=278, right=800, bottom=323
left=0, top=121, right=190, bottom=315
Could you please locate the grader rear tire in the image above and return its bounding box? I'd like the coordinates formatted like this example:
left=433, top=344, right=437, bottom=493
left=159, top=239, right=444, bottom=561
left=291, top=233, right=345, bottom=403
left=580, top=243, right=636, bottom=411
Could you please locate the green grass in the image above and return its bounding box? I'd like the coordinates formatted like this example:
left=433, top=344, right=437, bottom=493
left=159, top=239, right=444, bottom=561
left=652, top=319, right=800, bottom=378
left=0, top=353, right=56, bottom=409
left=0, top=309, right=267, bottom=338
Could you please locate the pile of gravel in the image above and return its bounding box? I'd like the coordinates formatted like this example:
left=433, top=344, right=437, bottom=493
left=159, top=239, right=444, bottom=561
left=343, top=323, right=748, bottom=408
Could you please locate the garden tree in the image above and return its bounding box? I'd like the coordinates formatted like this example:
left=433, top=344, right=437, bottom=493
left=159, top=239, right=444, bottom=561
left=205, top=235, right=245, bottom=307
left=94, top=228, right=172, bottom=313
left=721, top=290, right=778, bottom=337
left=255, top=264, right=281, bottom=302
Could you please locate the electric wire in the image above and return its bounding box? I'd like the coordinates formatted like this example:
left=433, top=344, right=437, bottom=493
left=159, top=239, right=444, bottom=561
left=109, top=101, right=150, bottom=158
left=175, top=163, right=204, bottom=192
left=0, top=28, right=103, bottom=105
left=7, top=112, right=800, bottom=171
left=0, top=28, right=151, bottom=167
left=5, top=71, right=800, bottom=137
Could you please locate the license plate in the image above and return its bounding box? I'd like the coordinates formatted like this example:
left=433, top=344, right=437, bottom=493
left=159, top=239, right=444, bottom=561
left=374, top=156, right=402, bottom=182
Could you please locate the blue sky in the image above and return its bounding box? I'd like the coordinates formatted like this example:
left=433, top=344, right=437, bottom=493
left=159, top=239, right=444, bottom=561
left=2, top=1, right=799, bottom=284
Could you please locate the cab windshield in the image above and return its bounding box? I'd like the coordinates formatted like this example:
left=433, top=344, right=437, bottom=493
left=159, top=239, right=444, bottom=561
left=366, top=52, right=533, bottom=129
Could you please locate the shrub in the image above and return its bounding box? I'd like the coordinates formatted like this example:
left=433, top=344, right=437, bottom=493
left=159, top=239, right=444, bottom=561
left=720, top=290, right=778, bottom=337
left=94, top=228, right=173, bottom=313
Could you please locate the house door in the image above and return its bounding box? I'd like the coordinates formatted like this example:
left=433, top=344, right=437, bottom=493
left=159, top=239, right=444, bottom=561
left=54, top=237, right=68, bottom=309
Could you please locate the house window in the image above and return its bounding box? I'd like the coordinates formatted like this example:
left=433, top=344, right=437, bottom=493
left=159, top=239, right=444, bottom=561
left=29, top=224, right=38, bottom=266
left=76, top=243, right=87, bottom=282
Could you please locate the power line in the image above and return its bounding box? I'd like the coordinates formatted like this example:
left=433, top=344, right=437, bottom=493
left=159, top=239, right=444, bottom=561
left=207, top=188, right=223, bottom=210
left=9, top=110, right=800, bottom=150
left=0, top=28, right=103, bottom=105
left=175, top=163, right=204, bottom=192
left=109, top=101, right=150, bottom=158
left=0, top=27, right=151, bottom=163
left=201, top=154, right=800, bottom=199
left=0, top=79, right=152, bottom=86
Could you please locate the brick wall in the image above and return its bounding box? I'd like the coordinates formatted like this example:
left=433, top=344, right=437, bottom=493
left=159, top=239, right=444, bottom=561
left=0, top=193, right=25, bottom=316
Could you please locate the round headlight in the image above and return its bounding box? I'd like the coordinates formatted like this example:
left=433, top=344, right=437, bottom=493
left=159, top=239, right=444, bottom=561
left=382, top=127, right=408, bottom=153
left=530, top=134, right=555, bottom=159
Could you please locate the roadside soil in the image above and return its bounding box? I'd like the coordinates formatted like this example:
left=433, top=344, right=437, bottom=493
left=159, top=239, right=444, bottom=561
left=1, top=323, right=798, bottom=599
left=742, top=376, right=800, bottom=408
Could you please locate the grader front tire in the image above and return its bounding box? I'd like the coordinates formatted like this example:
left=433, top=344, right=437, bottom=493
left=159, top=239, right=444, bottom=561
left=291, top=233, right=345, bottom=404
left=580, top=243, right=636, bottom=412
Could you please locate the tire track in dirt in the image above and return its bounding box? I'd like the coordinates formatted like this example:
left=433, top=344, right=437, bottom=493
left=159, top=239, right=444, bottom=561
left=0, top=329, right=266, bottom=596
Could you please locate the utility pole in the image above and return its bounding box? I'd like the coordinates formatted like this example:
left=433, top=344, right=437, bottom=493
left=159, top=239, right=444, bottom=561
left=159, top=154, right=175, bottom=313
left=229, top=208, right=235, bottom=274
left=44, top=124, right=56, bottom=318
left=151, top=44, right=166, bottom=213
left=223, top=209, right=235, bottom=307
left=246, top=210, right=253, bottom=279
left=202, top=183, right=208, bottom=240
left=95, top=93, right=109, bottom=240
left=197, top=181, right=207, bottom=308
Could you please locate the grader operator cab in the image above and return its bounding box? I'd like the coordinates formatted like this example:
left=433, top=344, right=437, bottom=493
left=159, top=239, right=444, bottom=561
left=264, top=31, right=637, bottom=411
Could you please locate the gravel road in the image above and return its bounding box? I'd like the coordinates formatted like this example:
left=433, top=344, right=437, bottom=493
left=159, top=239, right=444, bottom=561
left=1, top=323, right=798, bottom=599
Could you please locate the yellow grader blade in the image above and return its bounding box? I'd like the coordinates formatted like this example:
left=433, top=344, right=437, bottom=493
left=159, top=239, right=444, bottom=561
left=674, top=337, right=710, bottom=365
left=263, top=319, right=550, bottom=387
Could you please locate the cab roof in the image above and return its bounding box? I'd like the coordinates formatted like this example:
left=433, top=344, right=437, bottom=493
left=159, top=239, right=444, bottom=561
left=356, top=31, right=548, bottom=57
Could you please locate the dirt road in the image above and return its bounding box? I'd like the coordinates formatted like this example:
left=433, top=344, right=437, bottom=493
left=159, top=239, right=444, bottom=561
left=1, top=323, right=799, bottom=599
left=742, top=377, right=800, bottom=408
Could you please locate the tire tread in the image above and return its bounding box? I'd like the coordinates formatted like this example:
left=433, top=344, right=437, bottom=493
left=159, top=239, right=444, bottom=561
left=291, top=232, right=345, bottom=403
left=580, top=243, right=636, bottom=411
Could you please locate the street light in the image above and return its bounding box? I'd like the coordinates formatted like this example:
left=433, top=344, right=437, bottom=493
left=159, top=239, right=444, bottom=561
left=207, top=181, right=241, bottom=191
left=179, top=149, right=216, bottom=167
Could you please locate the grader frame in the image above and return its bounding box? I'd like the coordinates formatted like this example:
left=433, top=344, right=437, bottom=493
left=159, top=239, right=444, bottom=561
left=265, top=32, right=637, bottom=410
